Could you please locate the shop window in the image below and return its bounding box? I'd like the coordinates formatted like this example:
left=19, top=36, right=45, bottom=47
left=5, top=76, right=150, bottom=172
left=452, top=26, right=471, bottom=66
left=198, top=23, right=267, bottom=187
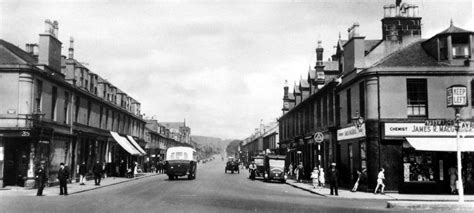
left=406, top=79, right=427, bottom=117
left=403, top=146, right=435, bottom=182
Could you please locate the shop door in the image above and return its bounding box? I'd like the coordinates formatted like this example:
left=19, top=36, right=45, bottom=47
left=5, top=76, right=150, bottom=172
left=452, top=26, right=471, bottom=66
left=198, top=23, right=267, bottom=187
left=3, top=139, right=29, bottom=187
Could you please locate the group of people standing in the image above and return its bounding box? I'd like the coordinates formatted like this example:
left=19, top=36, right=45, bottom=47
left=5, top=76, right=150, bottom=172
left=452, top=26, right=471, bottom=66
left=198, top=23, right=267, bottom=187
left=288, top=162, right=386, bottom=196
left=35, top=162, right=69, bottom=196
left=35, top=159, right=143, bottom=196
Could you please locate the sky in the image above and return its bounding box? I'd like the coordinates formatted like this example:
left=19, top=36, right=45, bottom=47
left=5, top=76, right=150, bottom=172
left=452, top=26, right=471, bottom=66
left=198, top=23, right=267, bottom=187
left=1, top=0, right=473, bottom=139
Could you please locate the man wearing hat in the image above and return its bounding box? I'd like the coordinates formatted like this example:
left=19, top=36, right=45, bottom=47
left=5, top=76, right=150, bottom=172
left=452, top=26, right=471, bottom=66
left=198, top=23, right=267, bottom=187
left=328, top=163, right=339, bottom=196
left=35, top=162, right=47, bottom=196
left=58, top=162, right=69, bottom=195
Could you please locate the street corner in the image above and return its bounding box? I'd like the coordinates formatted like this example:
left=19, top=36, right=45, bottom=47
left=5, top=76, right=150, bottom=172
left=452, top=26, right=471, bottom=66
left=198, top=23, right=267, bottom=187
left=387, top=201, right=474, bottom=211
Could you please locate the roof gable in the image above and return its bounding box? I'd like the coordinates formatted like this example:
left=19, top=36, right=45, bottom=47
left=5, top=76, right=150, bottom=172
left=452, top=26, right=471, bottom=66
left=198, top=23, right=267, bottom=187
left=0, top=39, right=37, bottom=65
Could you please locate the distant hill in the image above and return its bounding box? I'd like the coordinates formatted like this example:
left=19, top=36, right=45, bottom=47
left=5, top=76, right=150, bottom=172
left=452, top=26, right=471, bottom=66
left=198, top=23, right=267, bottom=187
left=191, top=135, right=236, bottom=158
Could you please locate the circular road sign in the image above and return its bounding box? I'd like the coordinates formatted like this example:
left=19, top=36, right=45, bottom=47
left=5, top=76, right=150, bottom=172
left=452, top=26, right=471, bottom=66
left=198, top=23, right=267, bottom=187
left=314, top=132, right=324, bottom=143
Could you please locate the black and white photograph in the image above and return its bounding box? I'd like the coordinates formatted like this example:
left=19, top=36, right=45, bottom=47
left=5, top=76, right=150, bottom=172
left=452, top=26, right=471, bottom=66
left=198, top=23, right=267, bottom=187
left=0, top=0, right=473, bottom=212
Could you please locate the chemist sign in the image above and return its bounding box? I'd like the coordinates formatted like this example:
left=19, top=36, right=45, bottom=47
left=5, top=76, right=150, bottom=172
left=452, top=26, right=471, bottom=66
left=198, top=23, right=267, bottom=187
left=447, top=85, right=468, bottom=107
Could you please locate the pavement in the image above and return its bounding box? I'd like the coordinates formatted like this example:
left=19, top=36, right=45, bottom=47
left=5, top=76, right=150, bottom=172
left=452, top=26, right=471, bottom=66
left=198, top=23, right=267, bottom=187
left=286, top=178, right=474, bottom=211
left=0, top=172, right=161, bottom=197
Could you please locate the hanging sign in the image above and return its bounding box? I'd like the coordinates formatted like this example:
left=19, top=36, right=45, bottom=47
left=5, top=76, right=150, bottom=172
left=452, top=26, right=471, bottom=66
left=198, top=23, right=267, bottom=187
left=447, top=85, right=467, bottom=107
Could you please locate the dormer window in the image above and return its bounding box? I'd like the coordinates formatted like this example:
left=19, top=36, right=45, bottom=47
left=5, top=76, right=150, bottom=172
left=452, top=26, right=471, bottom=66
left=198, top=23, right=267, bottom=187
left=452, top=34, right=470, bottom=59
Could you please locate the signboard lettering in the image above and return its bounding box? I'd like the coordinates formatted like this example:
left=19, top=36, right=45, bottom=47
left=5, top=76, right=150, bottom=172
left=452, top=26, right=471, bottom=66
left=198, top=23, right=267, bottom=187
left=385, top=122, right=474, bottom=137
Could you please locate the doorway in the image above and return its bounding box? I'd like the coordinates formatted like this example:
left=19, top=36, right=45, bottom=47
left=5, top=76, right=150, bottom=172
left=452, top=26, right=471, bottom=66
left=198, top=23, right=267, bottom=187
left=3, top=138, right=30, bottom=187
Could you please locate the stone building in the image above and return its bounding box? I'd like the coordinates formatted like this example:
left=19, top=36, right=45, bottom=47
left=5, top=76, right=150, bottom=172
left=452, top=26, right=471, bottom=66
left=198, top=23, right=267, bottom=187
left=0, top=20, right=146, bottom=187
left=280, top=1, right=474, bottom=193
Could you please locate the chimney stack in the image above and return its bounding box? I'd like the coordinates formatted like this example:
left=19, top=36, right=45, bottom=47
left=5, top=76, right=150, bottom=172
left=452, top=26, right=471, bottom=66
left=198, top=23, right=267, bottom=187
left=343, top=22, right=365, bottom=74
left=68, top=37, right=74, bottom=59
left=381, top=0, right=421, bottom=42
left=38, top=19, right=62, bottom=71
left=315, top=40, right=324, bottom=67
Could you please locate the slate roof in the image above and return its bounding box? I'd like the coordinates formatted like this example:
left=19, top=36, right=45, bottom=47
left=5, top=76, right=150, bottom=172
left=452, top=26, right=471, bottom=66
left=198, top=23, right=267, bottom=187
left=160, top=122, right=186, bottom=130
left=308, top=69, right=316, bottom=79
left=288, top=92, right=295, bottom=100
left=323, top=61, right=339, bottom=71
left=338, top=39, right=382, bottom=55
left=372, top=40, right=446, bottom=68
left=365, top=39, right=383, bottom=54
left=300, top=78, right=309, bottom=88
left=0, top=39, right=37, bottom=65
left=293, top=84, right=301, bottom=94
left=438, top=24, right=473, bottom=35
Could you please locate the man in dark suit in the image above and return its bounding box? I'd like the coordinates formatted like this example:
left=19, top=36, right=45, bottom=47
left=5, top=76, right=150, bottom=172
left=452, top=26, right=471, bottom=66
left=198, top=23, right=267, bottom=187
left=328, top=163, right=339, bottom=196
left=58, top=162, right=69, bottom=195
left=35, top=162, right=47, bottom=196
left=79, top=161, right=87, bottom=185
left=93, top=160, right=102, bottom=185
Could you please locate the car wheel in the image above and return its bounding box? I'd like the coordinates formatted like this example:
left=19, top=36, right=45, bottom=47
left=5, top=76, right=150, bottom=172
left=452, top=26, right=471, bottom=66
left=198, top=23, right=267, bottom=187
left=168, top=175, right=174, bottom=180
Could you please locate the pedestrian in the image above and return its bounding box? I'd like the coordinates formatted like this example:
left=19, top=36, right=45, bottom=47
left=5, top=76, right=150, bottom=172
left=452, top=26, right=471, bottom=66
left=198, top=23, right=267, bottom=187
left=58, top=162, right=69, bottom=196
left=288, top=163, right=293, bottom=177
left=119, top=160, right=126, bottom=177
left=351, top=169, right=366, bottom=192
left=311, top=166, right=319, bottom=189
left=449, top=166, right=457, bottom=194
left=319, top=167, right=325, bottom=188
left=35, top=162, right=47, bottom=196
left=79, top=161, right=87, bottom=185
left=328, top=163, right=339, bottom=196
left=296, top=162, right=304, bottom=183
left=374, top=168, right=386, bottom=194
left=93, top=160, right=102, bottom=186
left=132, top=161, right=138, bottom=177
left=102, top=161, right=108, bottom=179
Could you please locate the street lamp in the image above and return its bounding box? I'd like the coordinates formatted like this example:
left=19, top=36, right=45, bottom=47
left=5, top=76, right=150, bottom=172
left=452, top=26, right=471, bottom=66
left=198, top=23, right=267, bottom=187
left=352, top=110, right=364, bottom=129
left=447, top=85, right=468, bottom=202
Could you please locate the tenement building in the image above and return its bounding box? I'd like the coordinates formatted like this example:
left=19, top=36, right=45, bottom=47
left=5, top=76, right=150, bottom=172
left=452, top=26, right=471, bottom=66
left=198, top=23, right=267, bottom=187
left=0, top=20, right=147, bottom=187
left=280, top=1, right=474, bottom=193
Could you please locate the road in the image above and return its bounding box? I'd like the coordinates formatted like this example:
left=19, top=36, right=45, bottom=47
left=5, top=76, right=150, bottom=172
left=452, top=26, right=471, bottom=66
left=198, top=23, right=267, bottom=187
left=1, top=159, right=420, bottom=213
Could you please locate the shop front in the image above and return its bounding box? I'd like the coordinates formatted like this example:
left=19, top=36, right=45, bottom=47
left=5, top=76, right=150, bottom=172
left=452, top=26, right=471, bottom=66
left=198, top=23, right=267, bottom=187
left=384, top=122, right=474, bottom=194
left=337, top=124, right=367, bottom=189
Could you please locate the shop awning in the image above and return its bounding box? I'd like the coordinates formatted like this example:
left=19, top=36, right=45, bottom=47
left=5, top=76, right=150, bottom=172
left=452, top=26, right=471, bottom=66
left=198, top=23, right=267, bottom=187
left=126, top=135, right=147, bottom=155
left=405, top=137, right=474, bottom=152
left=110, top=131, right=141, bottom=156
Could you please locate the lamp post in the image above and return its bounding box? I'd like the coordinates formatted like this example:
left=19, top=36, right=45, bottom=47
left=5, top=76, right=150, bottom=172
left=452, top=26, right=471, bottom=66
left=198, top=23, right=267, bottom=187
left=447, top=85, right=468, bottom=202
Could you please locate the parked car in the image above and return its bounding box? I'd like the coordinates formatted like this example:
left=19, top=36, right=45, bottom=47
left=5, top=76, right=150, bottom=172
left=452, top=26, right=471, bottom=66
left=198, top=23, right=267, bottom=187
left=165, top=146, right=197, bottom=180
left=251, top=155, right=265, bottom=178
left=225, top=160, right=239, bottom=174
left=263, top=155, right=287, bottom=183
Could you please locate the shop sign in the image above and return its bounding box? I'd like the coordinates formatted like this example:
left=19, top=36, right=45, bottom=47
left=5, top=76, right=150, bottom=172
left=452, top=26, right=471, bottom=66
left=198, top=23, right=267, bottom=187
left=385, top=122, right=474, bottom=137
left=337, top=124, right=366, bottom=141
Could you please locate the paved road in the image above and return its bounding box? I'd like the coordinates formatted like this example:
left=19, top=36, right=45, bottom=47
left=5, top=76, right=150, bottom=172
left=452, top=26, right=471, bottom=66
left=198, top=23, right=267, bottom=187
left=0, top=159, right=438, bottom=213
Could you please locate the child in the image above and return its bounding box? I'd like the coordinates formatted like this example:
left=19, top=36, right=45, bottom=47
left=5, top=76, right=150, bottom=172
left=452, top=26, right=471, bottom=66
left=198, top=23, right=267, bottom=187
left=374, top=168, right=386, bottom=194
left=319, top=167, right=325, bottom=188
left=311, top=167, right=320, bottom=189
